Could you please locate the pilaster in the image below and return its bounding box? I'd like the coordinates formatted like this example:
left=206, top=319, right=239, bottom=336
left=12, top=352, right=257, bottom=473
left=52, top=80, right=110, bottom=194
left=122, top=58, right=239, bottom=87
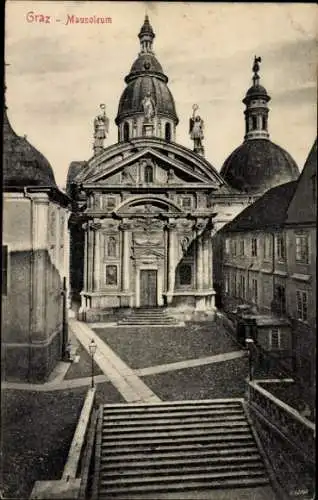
left=31, top=194, right=49, bottom=341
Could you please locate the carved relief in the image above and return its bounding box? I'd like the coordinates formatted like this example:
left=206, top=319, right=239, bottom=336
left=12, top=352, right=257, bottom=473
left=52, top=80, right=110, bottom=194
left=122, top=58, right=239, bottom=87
left=132, top=217, right=164, bottom=232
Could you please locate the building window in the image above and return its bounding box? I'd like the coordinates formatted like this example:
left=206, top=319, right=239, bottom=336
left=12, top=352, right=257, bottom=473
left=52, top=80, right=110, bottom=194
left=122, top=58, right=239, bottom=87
left=252, top=278, right=258, bottom=304
left=107, top=236, right=117, bottom=258
left=262, top=116, right=267, bottom=130
left=2, top=245, right=8, bottom=296
left=224, top=273, right=229, bottom=293
left=144, top=164, right=154, bottom=183
left=105, top=196, right=117, bottom=211
left=165, top=122, right=171, bottom=142
left=296, top=290, right=308, bottom=321
left=239, top=275, right=246, bottom=299
left=272, top=285, right=286, bottom=315
left=179, top=263, right=192, bottom=286
left=232, top=272, right=237, bottom=297
left=295, top=234, right=309, bottom=264
left=123, top=122, right=129, bottom=142
left=276, top=234, right=286, bottom=260
left=225, top=238, right=230, bottom=255
left=181, top=196, right=192, bottom=211
left=232, top=240, right=237, bottom=257
left=269, top=328, right=281, bottom=349
left=252, top=116, right=258, bottom=130
left=251, top=238, right=258, bottom=257
left=105, top=265, right=118, bottom=286
left=263, top=235, right=271, bottom=260
left=240, top=240, right=245, bottom=256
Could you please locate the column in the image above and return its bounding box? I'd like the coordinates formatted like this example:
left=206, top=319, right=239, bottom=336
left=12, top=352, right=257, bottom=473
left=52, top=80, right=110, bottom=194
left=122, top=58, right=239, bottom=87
left=202, top=232, right=210, bottom=289
left=80, top=222, right=89, bottom=313
left=87, top=223, right=94, bottom=292
left=196, top=233, right=204, bottom=290
left=64, top=210, right=71, bottom=309
left=121, top=223, right=130, bottom=291
left=31, top=194, right=49, bottom=341
left=167, top=220, right=177, bottom=302
left=93, top=227, right=101, bottom=291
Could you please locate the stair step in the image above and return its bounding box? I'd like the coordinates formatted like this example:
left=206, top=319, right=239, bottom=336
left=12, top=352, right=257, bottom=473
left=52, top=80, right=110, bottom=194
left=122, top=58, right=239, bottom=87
left=102, top=421, right=249, bottom=434
left=101, top=463, right=265, bottom=481
left=102, top=434, right=254, bottom=448
left=100, top=454, right=263, bottom=469
left=99, top=446, right=259, bottom=462
left=99, top=477, right=270, bottom=496
left=102, top=426, right=250, bottom=440
left=100, top=469, right=268, bottom=488
left=103, top=403, right=243, bottom=413
left=102, top=415, right=247, bottom=425
left=101, top=440, right=256, bottom=454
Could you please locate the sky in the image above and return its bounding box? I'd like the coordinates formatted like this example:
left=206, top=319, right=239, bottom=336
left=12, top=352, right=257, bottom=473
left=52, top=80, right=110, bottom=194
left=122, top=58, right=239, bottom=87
left=5, top=1, right=317, bottom=188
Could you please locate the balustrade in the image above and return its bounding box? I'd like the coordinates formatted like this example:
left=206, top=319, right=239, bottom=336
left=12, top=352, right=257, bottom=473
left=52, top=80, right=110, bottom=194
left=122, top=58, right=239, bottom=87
left=248, top=382, right=315, bottom=459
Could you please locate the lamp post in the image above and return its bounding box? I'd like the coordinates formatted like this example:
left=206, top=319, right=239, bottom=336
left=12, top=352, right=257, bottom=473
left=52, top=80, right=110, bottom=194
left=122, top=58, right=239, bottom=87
left=245, top=337, right=254, bottom=381
left=88, top=339, right=97, bottom=389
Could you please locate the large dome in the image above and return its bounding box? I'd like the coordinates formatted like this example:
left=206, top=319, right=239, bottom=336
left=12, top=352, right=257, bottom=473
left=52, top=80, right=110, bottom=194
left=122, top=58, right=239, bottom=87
left=3, top=109, right=57, bottom=188
left=115, top=16, right=178, bottom=126
left=116, top=74, right=178, bottom=124
left=220, top=139, right=299, bottom=194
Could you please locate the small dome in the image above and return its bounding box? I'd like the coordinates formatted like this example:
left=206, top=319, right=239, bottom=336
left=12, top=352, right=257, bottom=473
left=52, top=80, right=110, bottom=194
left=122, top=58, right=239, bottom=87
left=220, top=139, right=299, bottom=194
left=128, top=53, right=165, bottom=80
left=3, top=109, right=57, bottom=187
left=116, top=74, right=178, bottom=124
left=245, top=84, right=269, bottom=99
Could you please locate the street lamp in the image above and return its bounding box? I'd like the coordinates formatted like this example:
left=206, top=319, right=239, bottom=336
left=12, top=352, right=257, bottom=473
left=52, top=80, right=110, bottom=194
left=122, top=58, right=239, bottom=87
left=88, top=339, right=97, bottom=389
left=245, top=337, right=254, bottom=381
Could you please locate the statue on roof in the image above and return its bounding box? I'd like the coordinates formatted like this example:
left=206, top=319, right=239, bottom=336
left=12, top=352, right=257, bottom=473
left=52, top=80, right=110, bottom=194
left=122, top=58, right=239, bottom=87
left=93, top=104, right=109, bottom=155
left=189, top=104, right=204, bottom=155
left=142, top=92, right=156, bottom=121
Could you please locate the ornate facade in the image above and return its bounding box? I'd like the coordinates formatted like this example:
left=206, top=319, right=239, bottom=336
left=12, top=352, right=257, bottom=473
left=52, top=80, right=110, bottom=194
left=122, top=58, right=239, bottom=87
left=68, top=16, right=251, bottom=319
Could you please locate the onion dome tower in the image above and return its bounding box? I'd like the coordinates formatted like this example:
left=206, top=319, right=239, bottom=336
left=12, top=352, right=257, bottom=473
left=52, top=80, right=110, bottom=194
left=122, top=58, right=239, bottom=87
left=115, top=15, right=178, bottom=142
left=3, top=107, right=57, bottom=188
left=220, top=57, right=299, bottom=194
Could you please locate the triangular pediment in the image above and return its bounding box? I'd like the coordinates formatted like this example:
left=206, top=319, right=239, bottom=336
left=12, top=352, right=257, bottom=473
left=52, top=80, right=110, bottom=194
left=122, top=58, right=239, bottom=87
left=80, top=146, right=222, bottom=187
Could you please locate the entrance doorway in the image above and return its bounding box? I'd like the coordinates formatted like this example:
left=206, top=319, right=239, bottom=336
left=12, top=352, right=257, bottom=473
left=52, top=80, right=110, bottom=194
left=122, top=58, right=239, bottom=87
left=140, top=270, right=157, bottom=307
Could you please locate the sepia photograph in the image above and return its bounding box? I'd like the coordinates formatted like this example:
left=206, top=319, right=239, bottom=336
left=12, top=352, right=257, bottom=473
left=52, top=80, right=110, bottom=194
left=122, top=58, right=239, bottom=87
left=2, top=1, right=317, bottom=499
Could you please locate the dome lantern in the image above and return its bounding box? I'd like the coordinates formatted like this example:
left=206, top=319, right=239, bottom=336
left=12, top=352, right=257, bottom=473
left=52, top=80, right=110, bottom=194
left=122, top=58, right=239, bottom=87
left=116, top=16, right=178, bottom=143
left=138, top=15, right=155, bottom=54
left=243, top=56, right=271, bottom=141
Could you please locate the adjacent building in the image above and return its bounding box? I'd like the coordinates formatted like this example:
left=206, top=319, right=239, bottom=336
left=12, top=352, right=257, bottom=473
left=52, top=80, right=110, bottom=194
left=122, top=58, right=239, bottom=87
left=2, top=107, right=71, bottom=382
left=284, top=140, right=317, bottom=400
left=217, top=140, right=316, bottom=402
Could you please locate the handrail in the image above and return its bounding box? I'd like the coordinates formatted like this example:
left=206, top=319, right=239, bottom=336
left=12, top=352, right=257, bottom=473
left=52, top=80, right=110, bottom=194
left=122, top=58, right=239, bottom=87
left=248, top=381, right=315, bottom=431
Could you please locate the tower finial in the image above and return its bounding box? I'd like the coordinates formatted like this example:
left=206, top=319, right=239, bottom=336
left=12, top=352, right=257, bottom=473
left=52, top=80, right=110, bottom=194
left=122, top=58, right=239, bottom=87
left=138, top=15, right=155, bottom=53
left=252, top=56, right=262, bottom=87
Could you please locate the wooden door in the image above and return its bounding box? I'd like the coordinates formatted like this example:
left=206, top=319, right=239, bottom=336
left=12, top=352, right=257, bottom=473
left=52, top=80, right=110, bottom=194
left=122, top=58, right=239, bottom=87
left=140, top=270, right=157, bottom=307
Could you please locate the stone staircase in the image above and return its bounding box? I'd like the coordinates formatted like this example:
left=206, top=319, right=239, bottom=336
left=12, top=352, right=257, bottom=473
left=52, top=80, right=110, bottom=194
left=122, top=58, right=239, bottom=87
left=92, top=400, right=272, bottom=499
left=117, top=307, right=180, bottom=327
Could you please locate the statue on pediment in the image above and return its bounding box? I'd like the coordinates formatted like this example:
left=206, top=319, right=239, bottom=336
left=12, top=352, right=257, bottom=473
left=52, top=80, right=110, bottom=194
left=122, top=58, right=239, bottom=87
left=189, top=104, right=204, bottom=156
left=93, top=104, right=109, bottom=155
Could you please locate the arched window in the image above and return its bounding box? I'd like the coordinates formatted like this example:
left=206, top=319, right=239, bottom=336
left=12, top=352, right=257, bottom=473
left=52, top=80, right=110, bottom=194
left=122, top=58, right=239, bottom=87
left=165, top=122, right=171, bottom=142
left=123, top=122, right=129, bottom=142
left=144, top=164, right=154, bottom=183
left=252, top=116, right=258, bottom=130
left=179, top=263, right=192, bottom=286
